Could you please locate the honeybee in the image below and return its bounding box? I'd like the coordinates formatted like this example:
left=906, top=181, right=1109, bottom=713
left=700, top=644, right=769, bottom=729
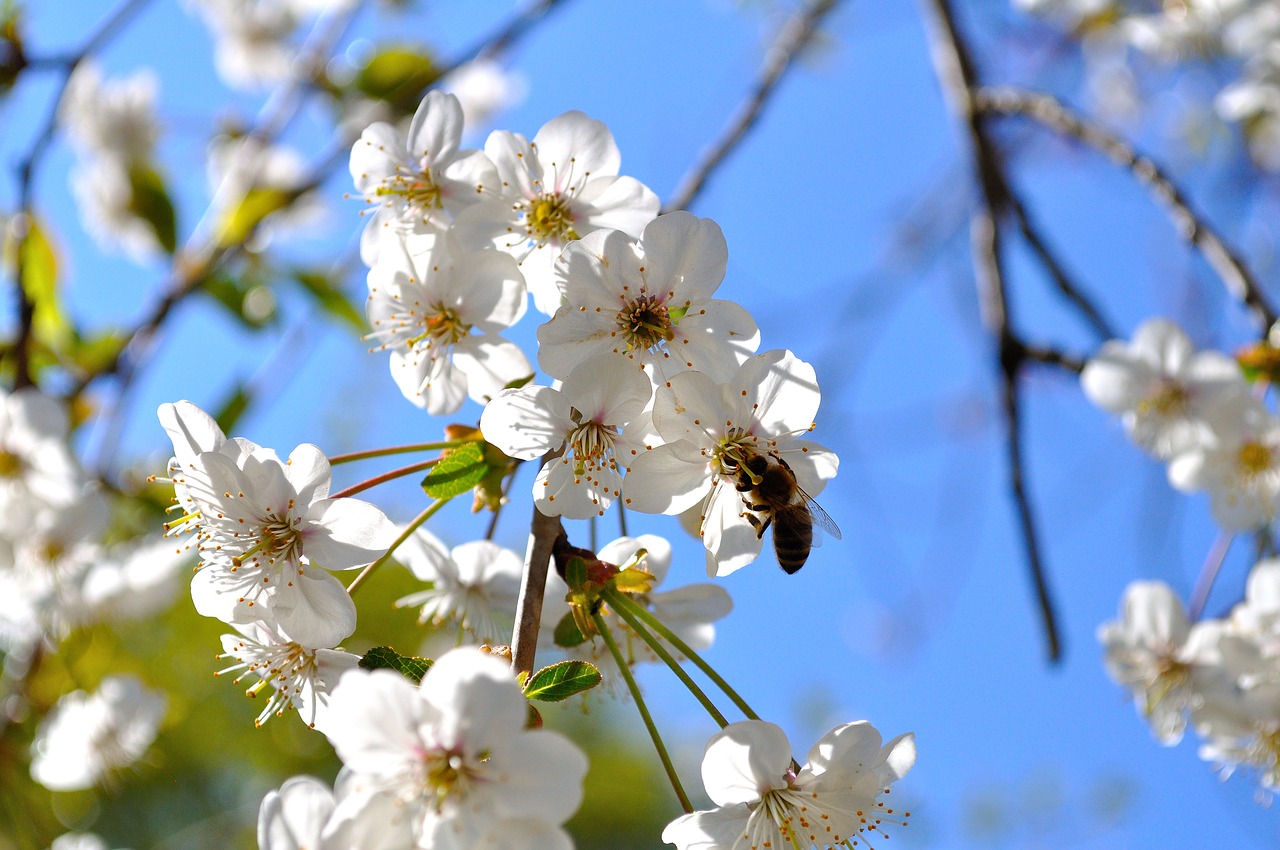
left=732, top=453, right=841, bottom=574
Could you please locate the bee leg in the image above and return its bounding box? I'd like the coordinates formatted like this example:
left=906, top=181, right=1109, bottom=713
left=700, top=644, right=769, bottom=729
left=746, top=512, right=772, bottom=540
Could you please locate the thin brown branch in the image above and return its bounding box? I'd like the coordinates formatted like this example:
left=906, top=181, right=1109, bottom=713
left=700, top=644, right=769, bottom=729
left=976, top=85, right=1278, bottom=331
left=511, top=505, right=564, bottom=679
left=921, top=0, right=1063, bottom=663
left=1008, top=194, right=1116, bottom=340
left=664, top=0, right=840, bottom=214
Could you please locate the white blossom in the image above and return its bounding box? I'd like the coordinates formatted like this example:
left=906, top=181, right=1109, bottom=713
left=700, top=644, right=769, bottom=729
left=30, top=675, right=166, bottom=791
left=625, top=350, right=839, bottom=576
left=536, top=211, right=759, bottom=382
left=393, top=527, right=523, bottom=643
left=349, top=90, right=496, bottom=265
left=365, top=233, right=531, bottom=415
left=481, top=357, right=653, bottom=518
left=454, top=110, right=660, bottom=314
left=663, top=719, right=914, bottom=850
left=322, top=647, right=589, bottom=848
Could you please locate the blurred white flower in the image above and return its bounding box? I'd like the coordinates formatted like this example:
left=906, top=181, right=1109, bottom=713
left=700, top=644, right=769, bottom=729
left=440, top=59, right=528, bottom=131
left=30, top=675, right=166, bottom=791
left=393, top=527, right=523, bottom=644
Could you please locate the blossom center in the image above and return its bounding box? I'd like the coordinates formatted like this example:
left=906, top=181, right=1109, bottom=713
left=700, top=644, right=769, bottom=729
left=1238, top=441, right=1274, bottom=477
left=1138, top=380, right=1189, bottom=417
left=617, top=295, right=675, bottom=352
left=0, top=449, right=22, bottom=478
left=409, top=303, right=470, bottom=349
left=375, top=167, right=443, bottom=211
left=522, top=192, right=580, bottom=244
left=568, top=416, right=618, bottom=476
left=422, top=748, right=484, bottom=813
left=711, top=429, right=763, bottom=477
left=234, top=512, right=303, bottom=568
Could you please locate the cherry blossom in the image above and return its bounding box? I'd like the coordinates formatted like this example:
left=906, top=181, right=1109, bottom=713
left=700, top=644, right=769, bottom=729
left=662, top=719, right=914, bottom=850
left=453, top=110, right=660, bottom=314
left=1081, top=318, right=1250, bottom=460
left=1167, top=401, right=1280, bottom=531
left=217, top=616, right=359, bottom=727
left=321, top=647, right=588, bottom=849
left=537, top=211, right=759, bottom=382
left=481, top=357, right=652, bottom=518
left=624, top=350, right=839, bottom=576
left=393, top=527, right=523, bottom=643
left=365, top=234, right=531, bottom=415
left=30, top=675, right=166, bottom=791
left=349, top=91, right=497, bottom=265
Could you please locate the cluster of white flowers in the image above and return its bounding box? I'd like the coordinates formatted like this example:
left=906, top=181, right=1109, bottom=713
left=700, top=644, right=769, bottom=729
left=0, top=388, right=185, bottom=654
left=57, top=61, right=166, bottom=261
left=257, top=647, right=588, bottom=850
left=141, top=86, right=906, bottom=850
left=1016, top=0, right=1280, bottom=167
left=157, top=399, right=396, bottom=726
left=1099, top=567, right=1280, bottom=795
left=1085, top=317, right=1280, bottom=794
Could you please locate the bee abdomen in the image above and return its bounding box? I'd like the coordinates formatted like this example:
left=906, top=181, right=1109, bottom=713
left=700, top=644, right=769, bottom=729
left=772, top=513, right=814, bottom=574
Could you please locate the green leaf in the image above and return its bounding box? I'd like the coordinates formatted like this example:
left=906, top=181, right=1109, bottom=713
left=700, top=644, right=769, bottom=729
left=421, top=440, right=488, bottom=499
left=525, top=660, right=602, bottom=702
left=503, top=373, right=535, bottom=391
left=294, top=270, right=365, bottom=332
left=127, top=164, right=177, bottom=254
left=553, top=612, right=589, bottom=648
left=18, top=216, right=71, bottom=350
left=201, top=272, right=277, bottom=329
left=358, top=646, right=433, bottom=684
left=354, top=47, right=438, bottom=115
left=215, top=187, right=293, bottom=248
left=212, top=383, right=252, bottom=435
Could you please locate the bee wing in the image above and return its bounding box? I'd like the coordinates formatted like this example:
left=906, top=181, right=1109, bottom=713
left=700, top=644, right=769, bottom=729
left=799, top=488, right=842, bottom=543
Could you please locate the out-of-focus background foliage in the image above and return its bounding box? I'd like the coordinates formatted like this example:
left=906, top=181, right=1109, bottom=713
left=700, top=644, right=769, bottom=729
left=4, top=0, right=1280, bottom=847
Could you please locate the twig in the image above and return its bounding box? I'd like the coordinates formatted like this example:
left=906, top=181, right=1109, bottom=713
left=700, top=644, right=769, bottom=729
left=975, top=86, right=1278, bottom=331
left=663, top=0, right=840, bottom=214
left=1008, top=194, right=1116, bottom=340
left=921, top=0, right=1063, bottom=663
left=511, top=504, right=563, bottom=678
left=1188, top=532, right=1233, bottom=622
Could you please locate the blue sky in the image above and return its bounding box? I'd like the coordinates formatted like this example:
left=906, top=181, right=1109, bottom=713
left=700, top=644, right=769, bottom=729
left=5, top=0, right=1280, bottom=846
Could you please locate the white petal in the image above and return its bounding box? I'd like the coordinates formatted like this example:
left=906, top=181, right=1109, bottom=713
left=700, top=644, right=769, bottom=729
left=701, top=720, right=792, bottom=806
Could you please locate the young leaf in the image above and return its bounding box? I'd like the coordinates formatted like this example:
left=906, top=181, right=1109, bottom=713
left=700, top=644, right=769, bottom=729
left=354, top=46, right=438, bottom=115
left=524, top=660, right=602, bottom=702
left=358, top=646, right=433, bottom=684
left=127, top=164, right=177, bottom=254
left=18, top=216, right=71, bottom=351
left=294, top=270, right=365, bottom=332
left=553, top=611, right=589, bottom=648
left=215, top=187, right=293, bottom=248
left=422, top=440, right=488, bottom=499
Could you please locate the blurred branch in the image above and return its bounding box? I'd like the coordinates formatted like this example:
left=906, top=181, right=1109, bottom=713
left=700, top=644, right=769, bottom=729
left=921, top=0, right=1063, bottom=663
left=976, top=86, right=1279, bottom=332
left=9, top=0, right=155, bottom=389
left=664, top=0, right=840, bottom=214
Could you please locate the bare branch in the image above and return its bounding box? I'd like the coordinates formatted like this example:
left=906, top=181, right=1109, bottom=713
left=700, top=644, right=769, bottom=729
left=512, top=505, right=564, bottom=678
left=976, top=85, right=1278, bottom=331
left=921, top=0, right=1063, bottom=663
left=664, top=0, right=840, bottom=214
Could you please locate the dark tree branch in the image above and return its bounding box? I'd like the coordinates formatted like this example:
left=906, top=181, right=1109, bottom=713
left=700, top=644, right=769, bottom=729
left=976, top=85, right=1278, bottom=331
left=664, top=0, right=840, bottom=214
left=921, top=0, right=1063, bottom=663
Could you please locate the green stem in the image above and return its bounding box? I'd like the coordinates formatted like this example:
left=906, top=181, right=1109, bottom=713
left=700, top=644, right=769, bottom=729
left=608, top=590, right=760, bottom=721
left=330, top=457, right=440, bottom=500
left=328, top=440, right=466, bottom=465
left=347, top=498, right=448, bottom=596
left=602, top=588, right=729, bottom=729
left=591, top=610, right=693, bottom=814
